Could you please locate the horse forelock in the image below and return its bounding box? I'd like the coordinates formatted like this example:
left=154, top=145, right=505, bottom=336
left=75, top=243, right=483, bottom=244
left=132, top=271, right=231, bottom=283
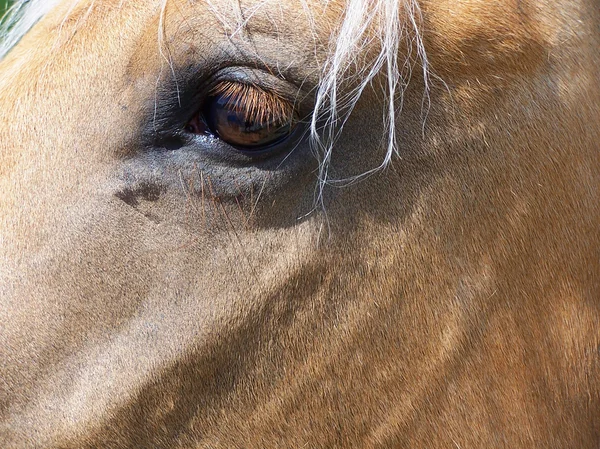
left=1, top=0, right=429, bottom=200
left=311, top=0, right=429, bottom=200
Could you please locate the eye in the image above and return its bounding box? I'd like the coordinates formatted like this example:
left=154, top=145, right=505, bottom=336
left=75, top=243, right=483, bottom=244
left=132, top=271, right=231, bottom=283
left=186, top=81, right=299, bottom=151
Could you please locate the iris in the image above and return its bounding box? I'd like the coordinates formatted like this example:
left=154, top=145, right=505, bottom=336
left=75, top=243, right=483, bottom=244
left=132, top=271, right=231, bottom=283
left=186, top=82, right=298, bottom=151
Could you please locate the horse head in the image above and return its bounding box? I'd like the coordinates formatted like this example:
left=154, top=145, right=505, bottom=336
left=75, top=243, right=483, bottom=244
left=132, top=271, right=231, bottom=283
left=1, top=0, right=599, bottom=447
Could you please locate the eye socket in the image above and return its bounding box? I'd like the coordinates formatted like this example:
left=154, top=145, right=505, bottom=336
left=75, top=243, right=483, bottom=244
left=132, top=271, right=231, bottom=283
left=186, top=82, right=299, bottom=151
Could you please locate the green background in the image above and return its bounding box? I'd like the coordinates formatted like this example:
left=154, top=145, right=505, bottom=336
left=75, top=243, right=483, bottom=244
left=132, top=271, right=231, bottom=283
left=1, top=1, right=15, bottom=20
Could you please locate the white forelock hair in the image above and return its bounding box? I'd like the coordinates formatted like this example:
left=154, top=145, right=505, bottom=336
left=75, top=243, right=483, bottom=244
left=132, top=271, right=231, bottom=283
left=0, top=0, right=429, bottom=194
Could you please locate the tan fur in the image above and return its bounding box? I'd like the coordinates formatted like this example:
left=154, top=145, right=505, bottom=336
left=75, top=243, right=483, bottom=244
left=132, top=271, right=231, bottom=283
left=0, top=0, right=599, bottom=447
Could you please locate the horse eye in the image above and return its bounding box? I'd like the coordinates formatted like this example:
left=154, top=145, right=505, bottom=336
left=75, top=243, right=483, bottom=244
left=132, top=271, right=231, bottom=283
left=186, top=82, right=298, bottom=151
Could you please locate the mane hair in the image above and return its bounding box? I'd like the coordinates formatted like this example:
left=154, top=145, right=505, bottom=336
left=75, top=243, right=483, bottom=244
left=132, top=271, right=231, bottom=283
left=0, top=0, right=429, bottom=196
left=310, top=0, right=428, bottom=199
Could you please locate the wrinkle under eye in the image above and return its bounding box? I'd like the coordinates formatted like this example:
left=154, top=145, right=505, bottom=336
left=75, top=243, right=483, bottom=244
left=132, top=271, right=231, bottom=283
left=187, top=81, right=298, bottom=151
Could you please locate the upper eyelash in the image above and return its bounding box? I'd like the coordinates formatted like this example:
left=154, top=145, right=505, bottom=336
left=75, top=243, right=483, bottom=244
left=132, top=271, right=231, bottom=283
left=209, top=81, right=296, bottom=127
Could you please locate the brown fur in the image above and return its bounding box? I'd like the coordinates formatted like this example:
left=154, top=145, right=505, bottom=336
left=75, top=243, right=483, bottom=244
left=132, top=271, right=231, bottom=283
left=0, top=0, right=599, bottom=448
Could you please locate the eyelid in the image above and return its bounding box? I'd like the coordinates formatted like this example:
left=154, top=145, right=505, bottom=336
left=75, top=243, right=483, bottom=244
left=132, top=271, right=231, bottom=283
left=144, top=66, right=314, bottom=151
left=202, top=67, right=314, bottom=116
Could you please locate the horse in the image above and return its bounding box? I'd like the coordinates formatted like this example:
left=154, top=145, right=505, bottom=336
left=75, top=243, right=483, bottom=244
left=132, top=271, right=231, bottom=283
left=0, top=0, right=599, bottom=447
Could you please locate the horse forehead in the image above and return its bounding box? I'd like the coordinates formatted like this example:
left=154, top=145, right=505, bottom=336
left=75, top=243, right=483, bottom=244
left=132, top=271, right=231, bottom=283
left=28, top=0, right=551, bottom=72
left=27, top=0, right=341, bottom=80
left=56, top=0, right=340, bottom=34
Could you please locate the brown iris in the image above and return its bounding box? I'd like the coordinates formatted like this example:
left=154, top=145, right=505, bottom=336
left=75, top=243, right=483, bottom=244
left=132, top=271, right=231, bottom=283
left=187, top=82, right=298, bottom=150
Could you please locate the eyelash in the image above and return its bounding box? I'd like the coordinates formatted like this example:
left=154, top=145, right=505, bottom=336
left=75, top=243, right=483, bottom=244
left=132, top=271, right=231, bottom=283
left=185, top=81, right=299, bottom=151
left=210, top=81, right=295, bottom=127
